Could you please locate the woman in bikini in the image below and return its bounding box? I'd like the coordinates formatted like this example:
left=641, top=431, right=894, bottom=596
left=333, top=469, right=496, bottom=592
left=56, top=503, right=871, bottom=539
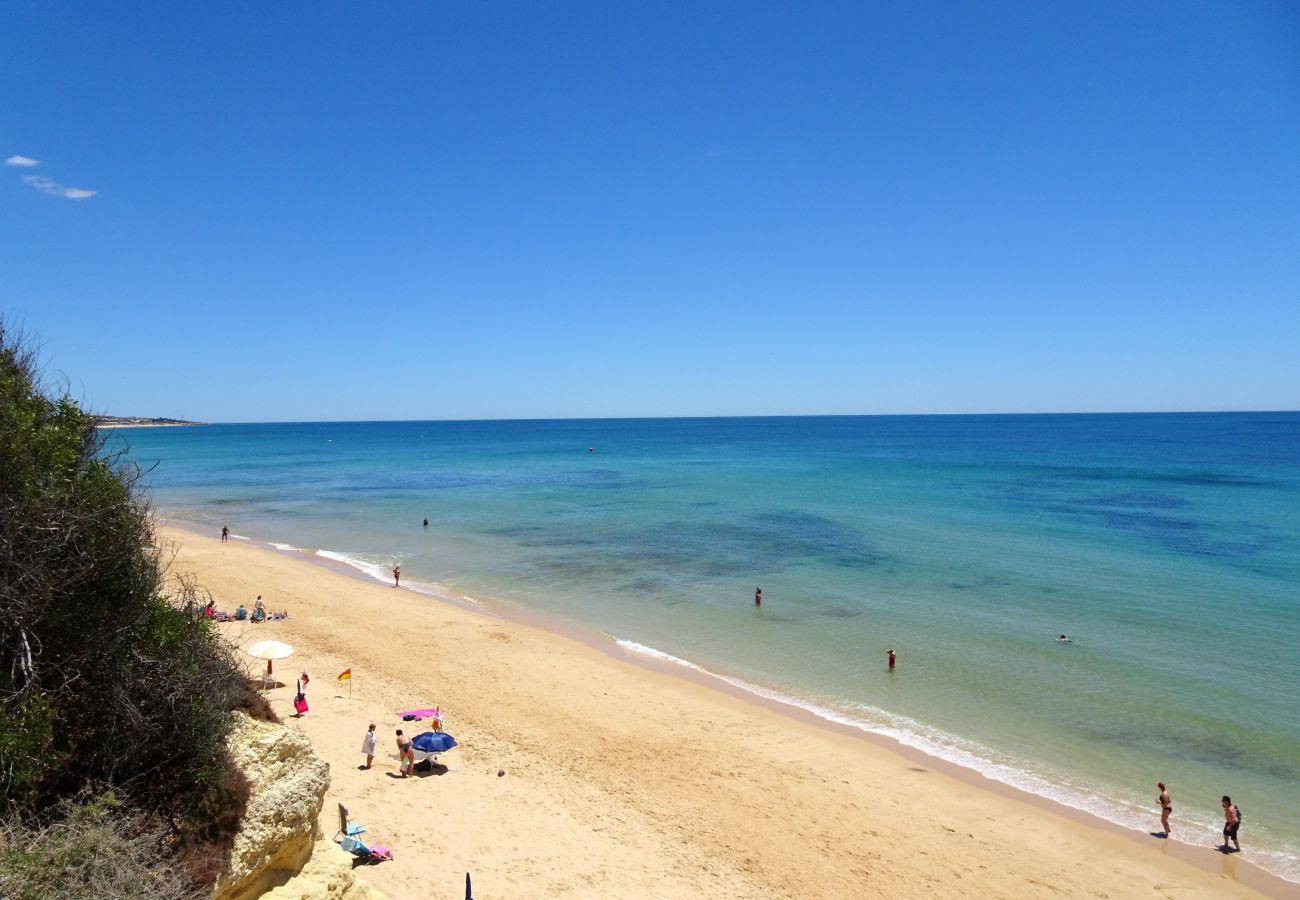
left=396, top=729, right=414, bottom=777
left=1157, top=782, right=1172, bottom=836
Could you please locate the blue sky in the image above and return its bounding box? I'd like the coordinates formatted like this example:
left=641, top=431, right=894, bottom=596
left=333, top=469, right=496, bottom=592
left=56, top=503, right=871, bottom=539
left=3, top=1, right=1298, bottom=421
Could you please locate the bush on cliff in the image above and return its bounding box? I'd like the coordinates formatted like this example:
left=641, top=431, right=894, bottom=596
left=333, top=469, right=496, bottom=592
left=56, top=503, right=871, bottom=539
left=0, top=321, right=253, bottom=894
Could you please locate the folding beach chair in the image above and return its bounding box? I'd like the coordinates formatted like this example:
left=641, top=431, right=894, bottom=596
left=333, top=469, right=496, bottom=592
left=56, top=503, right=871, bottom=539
left=338, top=836, right=392, bottom=864
left=335, top=803, right=366, bottom=840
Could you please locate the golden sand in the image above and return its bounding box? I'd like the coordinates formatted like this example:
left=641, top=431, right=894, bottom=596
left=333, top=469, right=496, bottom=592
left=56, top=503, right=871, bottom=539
left=162, top=525, right=1294, bottom=899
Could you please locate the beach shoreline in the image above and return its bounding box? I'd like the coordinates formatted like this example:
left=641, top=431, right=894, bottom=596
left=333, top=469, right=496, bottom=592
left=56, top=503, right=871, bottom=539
left=160, top=518, right=1297, bottom=898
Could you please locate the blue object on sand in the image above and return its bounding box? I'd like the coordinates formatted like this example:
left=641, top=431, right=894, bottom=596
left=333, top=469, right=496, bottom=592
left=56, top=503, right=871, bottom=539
left=411, top=731, right=457, bottom=753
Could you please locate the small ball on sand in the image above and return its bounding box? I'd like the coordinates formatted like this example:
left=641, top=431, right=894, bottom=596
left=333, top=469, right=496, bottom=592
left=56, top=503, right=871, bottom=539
left=498, top=769, right=505, bottom=777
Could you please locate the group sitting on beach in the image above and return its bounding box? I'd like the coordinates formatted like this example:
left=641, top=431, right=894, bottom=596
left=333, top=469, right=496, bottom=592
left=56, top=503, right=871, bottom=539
left=203, top=597, right=289, bottom=623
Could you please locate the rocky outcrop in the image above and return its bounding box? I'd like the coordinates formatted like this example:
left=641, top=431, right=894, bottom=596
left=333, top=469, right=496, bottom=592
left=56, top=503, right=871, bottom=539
left=211, top=713, right=385, bottom=900
left=212, top=713, right=330, bottom=900
left=261, top=837, right=386, bottom=900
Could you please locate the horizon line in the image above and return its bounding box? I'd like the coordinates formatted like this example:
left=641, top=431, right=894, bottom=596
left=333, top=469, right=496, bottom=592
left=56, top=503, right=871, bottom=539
left=103, top=409, right=1300, bottom=426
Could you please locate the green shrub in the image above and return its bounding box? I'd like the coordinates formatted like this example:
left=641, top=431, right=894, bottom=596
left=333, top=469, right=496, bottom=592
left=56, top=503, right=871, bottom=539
left=0, top=792, right=205, bottom=900
left=0, top=320, right=259, bottom=892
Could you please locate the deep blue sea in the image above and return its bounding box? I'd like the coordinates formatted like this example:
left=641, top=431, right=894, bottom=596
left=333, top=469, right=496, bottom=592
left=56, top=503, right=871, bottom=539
left=116, top=413, right=1300, bottom=881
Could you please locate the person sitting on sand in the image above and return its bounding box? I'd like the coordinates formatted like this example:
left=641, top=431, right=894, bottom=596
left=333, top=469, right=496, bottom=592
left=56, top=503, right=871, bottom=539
left=396, top=729, right=414, bottom=777
left=235, top=603, right=247, bottom=621
left=203, top=600, right=216, bottom=619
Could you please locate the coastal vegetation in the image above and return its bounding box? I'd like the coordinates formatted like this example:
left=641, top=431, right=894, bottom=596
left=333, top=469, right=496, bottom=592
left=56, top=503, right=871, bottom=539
left=94, top=414, right=206, bottom=427
left=0, top=322, right=257, bottom=897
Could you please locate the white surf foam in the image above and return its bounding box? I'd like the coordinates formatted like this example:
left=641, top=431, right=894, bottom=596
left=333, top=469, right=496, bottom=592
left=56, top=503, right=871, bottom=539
left=612, top=637, right=1300, bottom=883
left=315, top=549, right=394, bottom=583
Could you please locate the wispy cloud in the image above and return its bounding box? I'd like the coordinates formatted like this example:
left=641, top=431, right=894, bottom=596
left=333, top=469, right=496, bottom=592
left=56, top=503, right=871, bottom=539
left=23, top=175, right=97, bottom=200
left=5, top=154, right=40, bottom=167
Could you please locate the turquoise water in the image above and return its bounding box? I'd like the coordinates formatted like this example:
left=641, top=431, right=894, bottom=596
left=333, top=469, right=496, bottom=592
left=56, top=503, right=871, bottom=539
left=117, top=414, right=1300, bottom=880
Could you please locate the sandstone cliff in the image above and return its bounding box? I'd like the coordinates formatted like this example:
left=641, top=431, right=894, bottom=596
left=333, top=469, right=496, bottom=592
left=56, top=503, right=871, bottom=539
left=212, top=713, right=382, bottom=900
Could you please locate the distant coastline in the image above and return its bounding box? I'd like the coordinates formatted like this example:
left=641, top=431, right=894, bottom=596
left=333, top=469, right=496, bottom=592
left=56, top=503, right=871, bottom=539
left=94, top=415, right=206, bottom=428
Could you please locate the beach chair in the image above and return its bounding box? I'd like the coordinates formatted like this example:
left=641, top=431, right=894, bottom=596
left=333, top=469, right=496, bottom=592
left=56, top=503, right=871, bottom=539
left=338, top=836, right=393, bottom=864
left=335, top=803, right=366, bottom=840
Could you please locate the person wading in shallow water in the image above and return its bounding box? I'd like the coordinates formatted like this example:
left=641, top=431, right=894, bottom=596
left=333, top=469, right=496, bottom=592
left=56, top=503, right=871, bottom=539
left=754, top=587, right=762, bottom=606
left=887, top=648, right=896, bottom=671
left=1222, top=795, right=1241, bottom=852
left=1157, top=782, right=1172, bottom=836
left=393, top=565, right=400, bottom=588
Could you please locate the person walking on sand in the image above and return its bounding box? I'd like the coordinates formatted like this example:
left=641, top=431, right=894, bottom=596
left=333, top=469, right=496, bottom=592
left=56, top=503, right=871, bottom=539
left=221, top=525, right=229, bottom=543
left=361, top=724, right=377, bottom=769
left=393, top=565, right=401, bottom=588
left=1222, top=795, right=1241, bottom=852
left=396, top=729, right=413, bottom=777
left=755, top=587, right=762, bottom=606
left=887, top=648, right=897, bottom=671
left=1157, top=782, right=1172, bottom=836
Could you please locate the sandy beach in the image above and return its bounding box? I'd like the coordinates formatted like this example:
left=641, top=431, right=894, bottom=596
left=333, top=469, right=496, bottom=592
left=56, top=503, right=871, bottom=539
left=162, top=524, right=1295, bottom=899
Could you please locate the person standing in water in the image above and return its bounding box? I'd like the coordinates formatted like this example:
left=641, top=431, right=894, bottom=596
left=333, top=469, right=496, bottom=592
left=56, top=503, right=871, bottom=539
left=754, top=587, right=762, bottom=606
left=887, top=648, right=897, bottom=671
left=393, top=565, right=400, bottom=588
left=221, top=525, right=229, bottom=543
left=1222, top=795, right=1241, bottom=852
left=1157, top=782, right=1172, bottom=836
left=422, top=518, right=428, bottom=527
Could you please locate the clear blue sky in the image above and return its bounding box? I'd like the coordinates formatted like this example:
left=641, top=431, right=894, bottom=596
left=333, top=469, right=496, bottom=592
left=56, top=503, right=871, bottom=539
left=4, top=1, right=1298, bottom=421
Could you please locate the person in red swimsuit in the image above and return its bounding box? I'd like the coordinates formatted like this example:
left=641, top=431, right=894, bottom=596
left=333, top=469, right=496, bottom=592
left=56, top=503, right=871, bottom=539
left=887, top=648, right=896, bottom=670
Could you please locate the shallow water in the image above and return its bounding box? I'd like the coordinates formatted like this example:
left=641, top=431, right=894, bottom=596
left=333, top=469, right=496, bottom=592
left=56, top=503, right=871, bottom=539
left=118, top=413, right=1300, bottom=881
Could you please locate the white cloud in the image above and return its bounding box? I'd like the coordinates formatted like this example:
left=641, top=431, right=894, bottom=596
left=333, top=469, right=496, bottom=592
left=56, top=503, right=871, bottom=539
left=23, top=174, right=97, bottom=200
left=5, top=155, right=39, bottom=167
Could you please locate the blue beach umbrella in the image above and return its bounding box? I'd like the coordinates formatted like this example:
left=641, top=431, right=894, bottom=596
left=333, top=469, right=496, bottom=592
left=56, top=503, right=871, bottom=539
left=411, top=731, right=457, bottom=753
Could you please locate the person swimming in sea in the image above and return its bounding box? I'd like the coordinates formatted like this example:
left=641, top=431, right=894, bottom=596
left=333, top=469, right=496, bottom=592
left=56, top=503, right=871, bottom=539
left=1057, top=634, right=1071, bottom=643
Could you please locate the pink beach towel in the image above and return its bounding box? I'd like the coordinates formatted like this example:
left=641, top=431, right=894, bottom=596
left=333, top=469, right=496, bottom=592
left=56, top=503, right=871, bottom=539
left=398, top=708, right=439, bottom=719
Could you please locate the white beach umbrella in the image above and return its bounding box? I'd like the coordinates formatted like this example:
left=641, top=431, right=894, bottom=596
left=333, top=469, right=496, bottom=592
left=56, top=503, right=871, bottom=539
left=247, top=640, right=294, bottom=677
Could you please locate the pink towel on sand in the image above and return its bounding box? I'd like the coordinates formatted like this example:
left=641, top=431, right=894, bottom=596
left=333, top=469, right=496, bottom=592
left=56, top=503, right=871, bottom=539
left=398, top=708, right=439, bottom=718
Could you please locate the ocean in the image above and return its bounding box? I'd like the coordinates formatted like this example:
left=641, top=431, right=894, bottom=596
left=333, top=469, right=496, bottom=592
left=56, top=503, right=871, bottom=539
left=115, top=413, right=1300, bottom=882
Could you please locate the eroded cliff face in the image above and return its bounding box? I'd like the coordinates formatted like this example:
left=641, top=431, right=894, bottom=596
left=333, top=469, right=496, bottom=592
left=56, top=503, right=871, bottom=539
left=207, top=712, right=375, bottom=900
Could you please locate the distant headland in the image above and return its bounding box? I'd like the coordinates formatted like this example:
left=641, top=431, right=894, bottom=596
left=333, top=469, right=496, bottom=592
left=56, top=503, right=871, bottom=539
left=94, top=415, right=207, bottom=428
